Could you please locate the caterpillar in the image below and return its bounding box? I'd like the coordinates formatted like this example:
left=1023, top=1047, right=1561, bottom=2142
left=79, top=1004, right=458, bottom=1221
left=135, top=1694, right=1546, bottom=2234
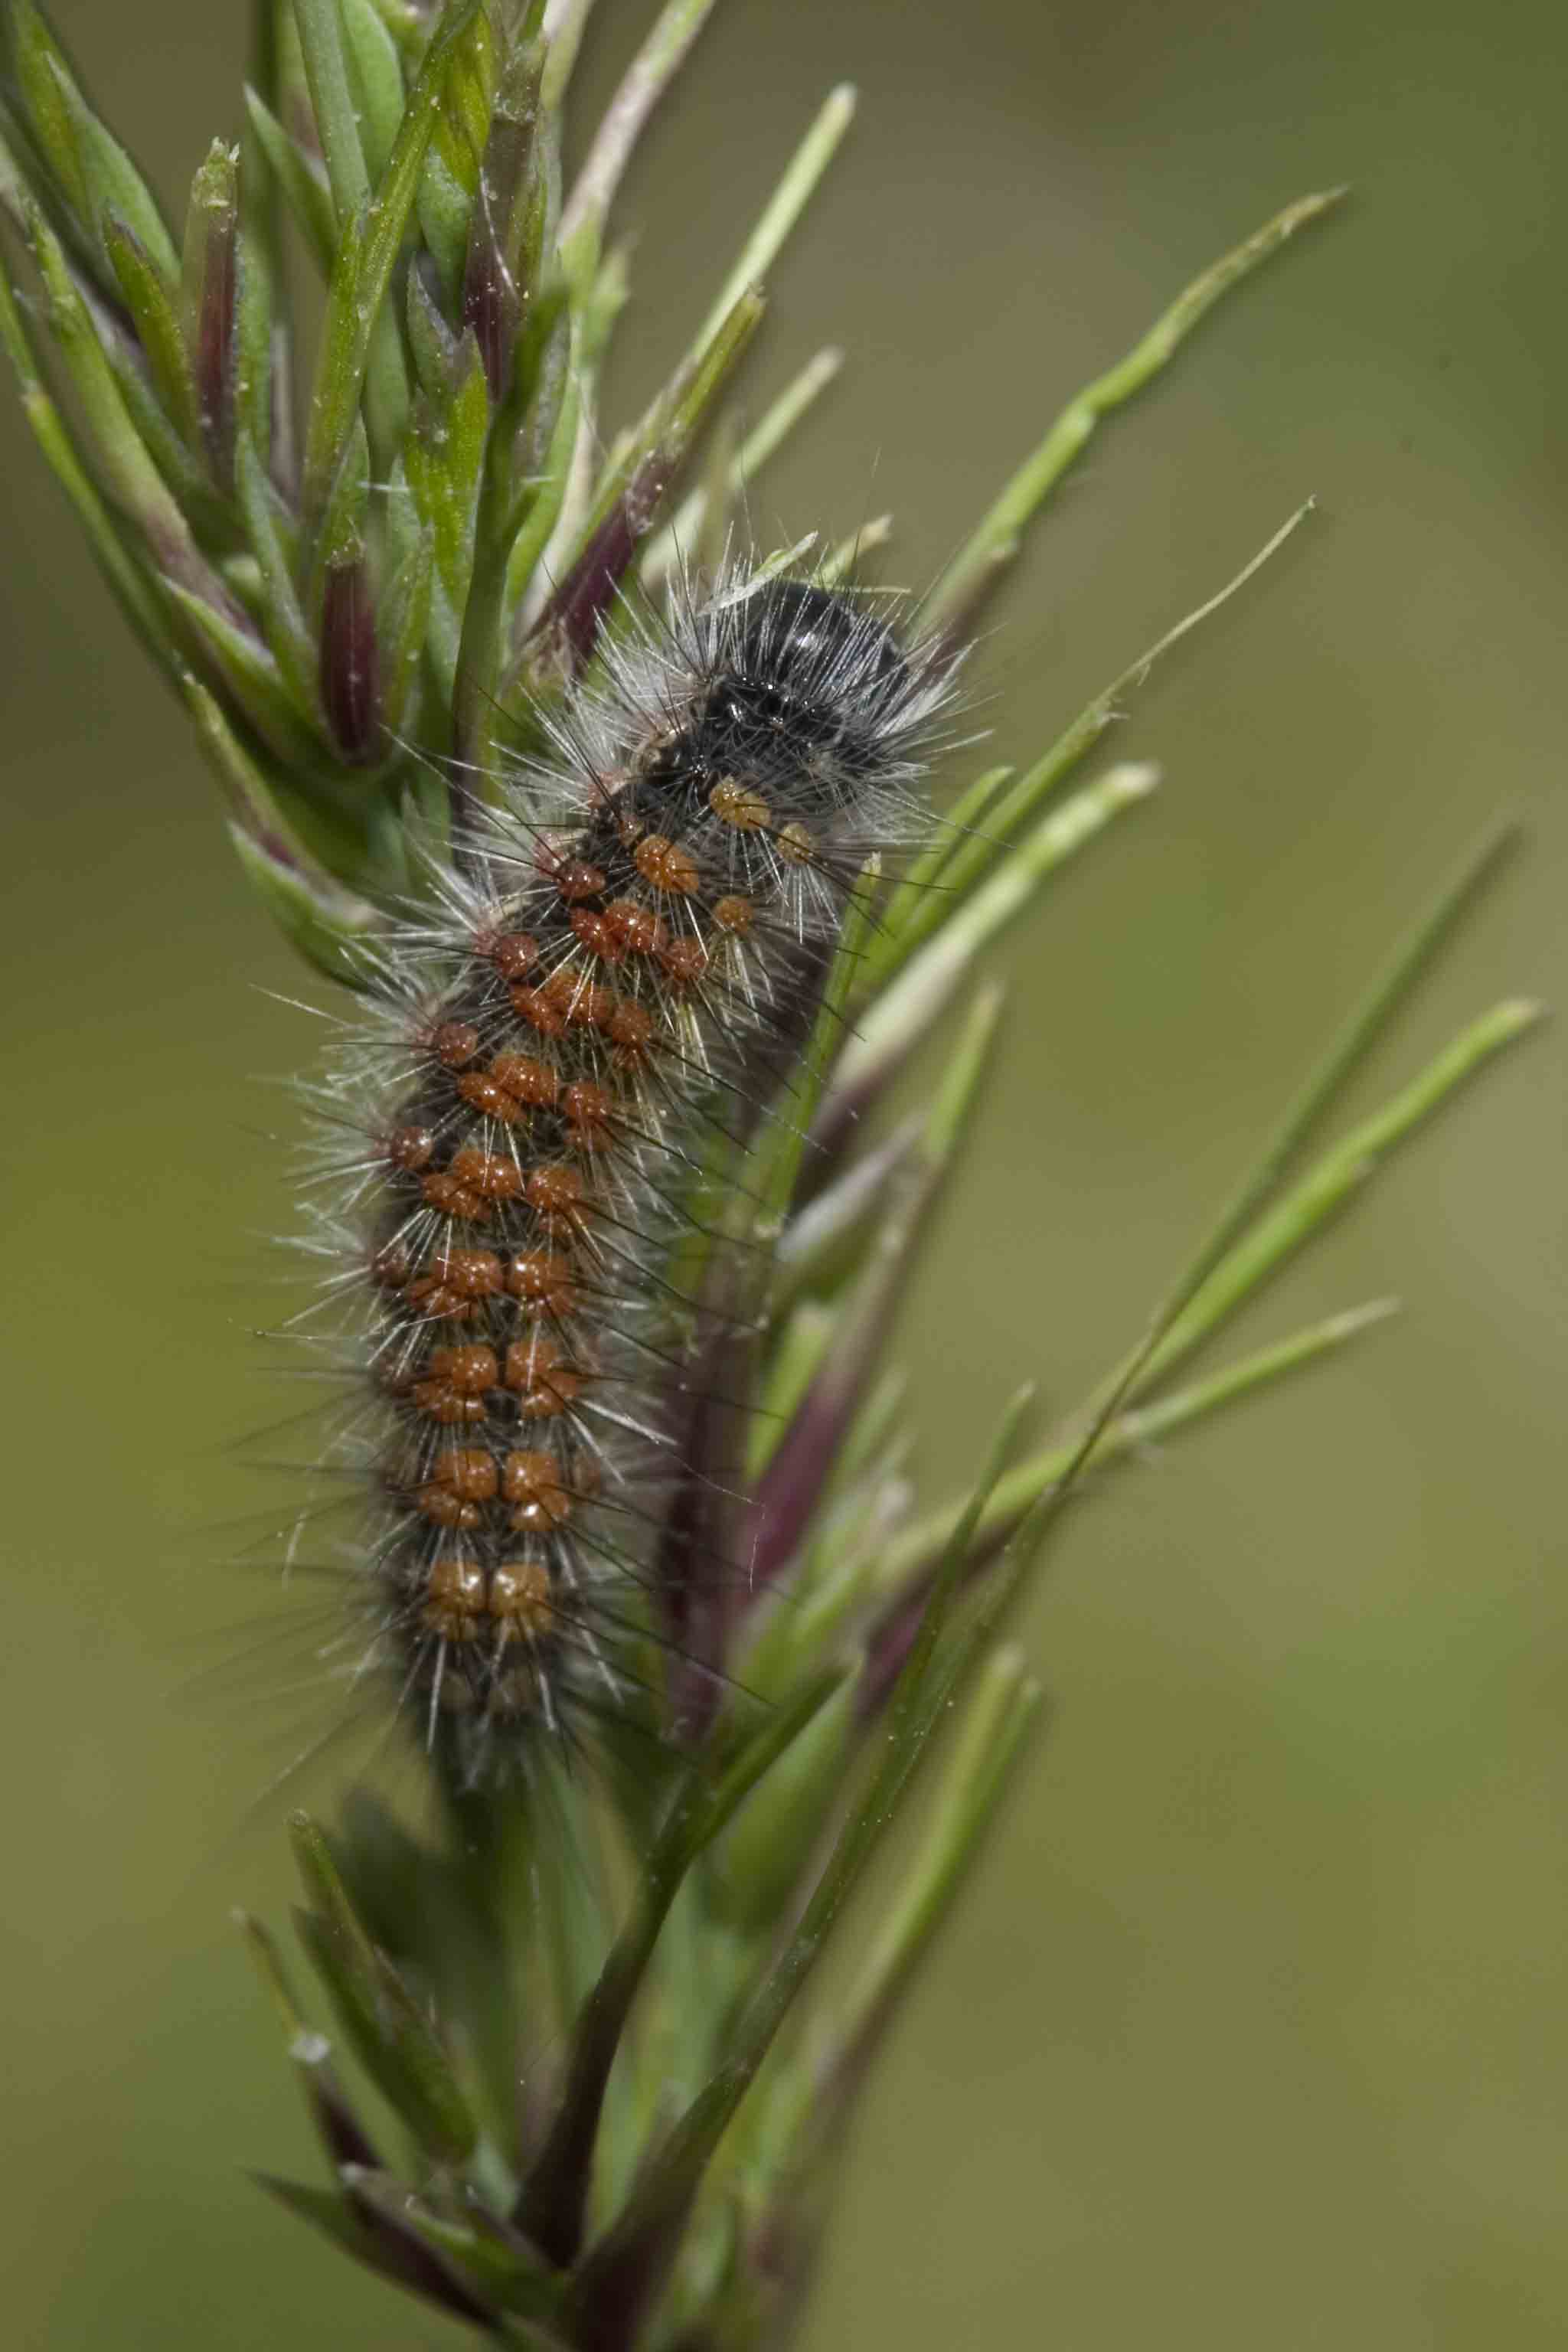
left=290, top=563, right=957, bottom=1787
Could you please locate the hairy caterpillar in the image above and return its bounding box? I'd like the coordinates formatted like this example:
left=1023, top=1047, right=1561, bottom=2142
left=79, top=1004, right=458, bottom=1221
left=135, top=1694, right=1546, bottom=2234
left=289, top=564, right=956, bottom=1787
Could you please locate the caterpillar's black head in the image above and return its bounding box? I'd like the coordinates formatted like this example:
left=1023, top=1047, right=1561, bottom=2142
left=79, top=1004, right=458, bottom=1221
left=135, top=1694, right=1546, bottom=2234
left=705, top=577, right=911, bottom=790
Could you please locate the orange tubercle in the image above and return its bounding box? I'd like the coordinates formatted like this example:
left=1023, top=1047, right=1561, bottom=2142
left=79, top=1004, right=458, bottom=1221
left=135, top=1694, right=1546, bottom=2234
left=456, top=1071, right=523, bottom=1121
left=510, top=983, right=568, bottom=1037
left=563, top=1082, right=616, bottom=1148
left=658, top=937, right=708, bottom=990
left=570, top=908, right=624, bottom=962
left=387, top=1125, right=436, bottom=1171
left=412, top=1344, right=498, bottom=1421
left=553, top=859, right=607, bottom=903
left=423, top=1553, right=487, bottom=1638
left=504, top=1337, right=582, bottom=1417
left=489, top=1051, right=560, bottom=1107
left=432, top=1021, right=481, bottom=1067
left=488, top=930, right=540, bottom=980
left=603, top=898, right=669, bottom=956
left=407, top=1247, right=504, bottom=1317
left=421, top=1169, right=486, bottom=1219
left=449, top=1147, right=524, bottom=1202
left=502, top=1449, right=573, bottom=1528
left=490, top=1554, right=554, bottom=1637
left=709, top=776, right=770, bottom=830
left=634, top=834, right=701, bottom=893
left=505, top=1249, right=577, bottom=1316
left=524, top=1163, right=587, bottom=1227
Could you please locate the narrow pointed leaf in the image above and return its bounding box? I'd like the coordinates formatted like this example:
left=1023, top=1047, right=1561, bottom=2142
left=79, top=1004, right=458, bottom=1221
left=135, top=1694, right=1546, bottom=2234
left=257, top=2171, right=502, bottom=2331
left=567, top=1396, right=1034, bottom=2347
left=1067, top=822, right=1528, bottom=1461
left=292, top=0, right=372, bottom=226
left=52, top=63, right=179, bottom=281
left=233, top=157, right=275, bottom=460
left=22, top=199, right=243, bottom=613
left=236, top=1909, right=384, bottom=2173
left=341, top=2170, right=552, bottom=2331
left=688, top=83, right=855, bottom=356
left=180, top=136, right=241, bottom=482
left=830, top=762, right=1158, bottom=1124
left=861, top=505, right=1313, bottom=998
left=234, top=428, right=318, bottom=710
left=290, top=1814, right=479, bottom=2164
left=745, top=1300, right=841, bottom=1481
left=182, top=673, right=382, bottom=978
left=519, top=285, right=764, bottom=687
left=9, top=0, right=89, bottom=218
left=452, top=279, right=570, bottom=791
left=874, top=1298, right=1400, bottom=1599
left=832, top=1647, right=1043, bottom=2067
left=340, top=2171, right=564, bottom=2325
left=747, top=985, right=1004, bottom=1589
left=558, top=0, right=717, bottom=247
left=769, top=1119, right=920, bottom=1313
left=929, top=188, right=1344, bottom=628
left=299, top=0, right=482, bottom=534
left=103, top=212, right=199, bottom=447
left=378, top=525, right=435, bottom=739
left=339, top=0, right=406, bottom=185
left=644, top=345, right=844, bottom=586
left=404, top=336, right=491, bottom=601
left=750, top=854, right=881, bottom=1245
left=707, top=1672, right=860, bottom=1936
left=168, top=578, right=327, bottom=763
left=514, top=1666, right=847, bottom=2267
left=0, top=256, right=172, bottom=672
left=243, top=85, right=337, bottom=272
left=1142, top=998, right=1541, bottom=1390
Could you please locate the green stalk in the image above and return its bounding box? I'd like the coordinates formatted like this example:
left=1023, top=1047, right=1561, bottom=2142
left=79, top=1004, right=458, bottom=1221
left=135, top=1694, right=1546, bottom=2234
left=559, top=0, right=718, bottom=247
left=688, top=83, right=856, bottom=354
left=861, top=502, right=1314, bottom=995
left=876, top=1301, right=1400, bottom=1596
left=928, top=188, right=1345, bottom=628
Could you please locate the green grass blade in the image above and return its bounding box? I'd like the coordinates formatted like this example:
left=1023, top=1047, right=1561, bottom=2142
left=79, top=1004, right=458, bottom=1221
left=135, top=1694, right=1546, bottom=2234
left=184, top=673, right=381, bottom=978
left=642, top=343, right=843, bottom=585
left=0, top=247, right=175, bottom=676
left=291, top=0, right=372, bottom=227
left=290, top=1811, right=479, bottom=2164
left=1140, top=998, right=1541, bottom=1390
left=566, top=1394, right=1034, bottom=2344
left=243, top=83, right=337, bottom=273
left=541, top=0, right=599, bottom=109
left=874, top=760, right=1014, bottom=945
left=749, top=854, right=881, bottom=1245
left=874, top=1299, right=1401, bottom=1598
left=928, top=188, right=1344, bottom=629
left=339, top=0, right=406, bottom=185
left=831, top=760, right=1158, bottom=1119
left=299, top=0, right=481, bottom=534
left=831, top=1644, right=1044, bottom=2065
left=514, top=1668, right=847, bottom=2267
left=21, top=196, right=241, bottom=617
left=864, top=503, right=1313, bottom=997
left=1080, top=821, right=1525, bottom=1430
left=558, top=0, right=718, bottom=247
left=903, top=836, right=1534, bottom=1621
left=688, top=82, right=855, bottom=356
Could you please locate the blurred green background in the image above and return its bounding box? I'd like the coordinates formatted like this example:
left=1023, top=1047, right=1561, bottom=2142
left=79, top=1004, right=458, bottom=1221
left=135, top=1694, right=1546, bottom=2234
left=2, top=0, right=1564, bottom=2344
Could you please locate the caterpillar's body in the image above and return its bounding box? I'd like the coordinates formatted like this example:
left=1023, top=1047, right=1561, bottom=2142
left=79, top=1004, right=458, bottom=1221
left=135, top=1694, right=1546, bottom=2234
left=297, top=567, right=952, bottom=1785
